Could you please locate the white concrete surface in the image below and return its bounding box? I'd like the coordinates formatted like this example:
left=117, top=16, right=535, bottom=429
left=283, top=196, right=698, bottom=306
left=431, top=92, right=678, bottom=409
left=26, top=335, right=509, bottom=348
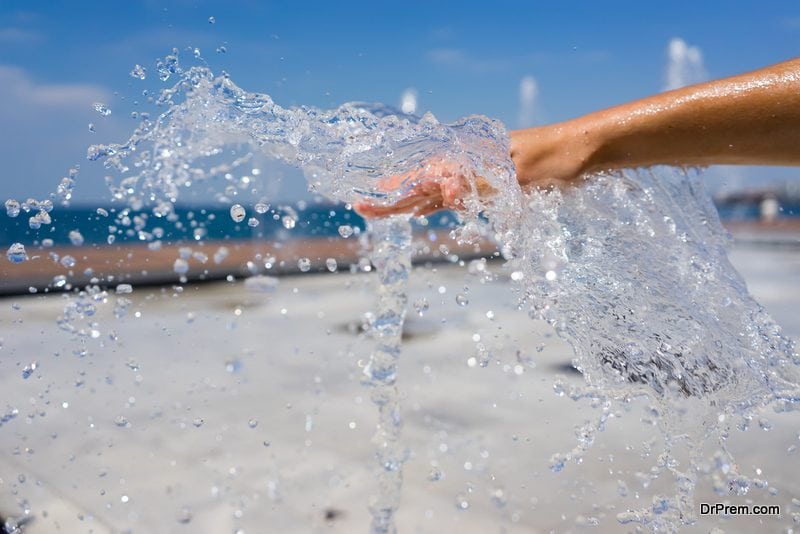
left=0, top=241, right=798, bottom=533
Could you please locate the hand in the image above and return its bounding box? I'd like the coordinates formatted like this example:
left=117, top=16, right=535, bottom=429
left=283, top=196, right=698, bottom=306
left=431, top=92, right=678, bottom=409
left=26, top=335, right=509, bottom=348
left=354, top=160, right=482, bottom=218
left=354, top=122, right=594, bottom=219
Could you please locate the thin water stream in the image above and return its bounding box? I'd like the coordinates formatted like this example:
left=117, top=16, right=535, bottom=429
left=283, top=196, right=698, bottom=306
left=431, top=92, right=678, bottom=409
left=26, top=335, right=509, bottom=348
left=364, top=216, right=412, bottom=533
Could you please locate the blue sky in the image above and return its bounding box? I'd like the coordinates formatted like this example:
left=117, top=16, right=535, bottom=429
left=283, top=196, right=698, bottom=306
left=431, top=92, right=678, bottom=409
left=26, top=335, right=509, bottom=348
left=1, top=0, right=798, bottom=203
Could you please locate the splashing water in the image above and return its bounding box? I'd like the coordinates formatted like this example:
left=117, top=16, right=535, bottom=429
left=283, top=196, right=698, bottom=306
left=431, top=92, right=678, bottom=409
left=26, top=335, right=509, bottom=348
left=88, top=56, right=509, bottom=532
left=493, top=169, right=799, bottom=409
left=363, top=216, right=412, bottom=533
left=82, top=54, right=798, bottom=531
left=88, top=67, right=510, bottom=212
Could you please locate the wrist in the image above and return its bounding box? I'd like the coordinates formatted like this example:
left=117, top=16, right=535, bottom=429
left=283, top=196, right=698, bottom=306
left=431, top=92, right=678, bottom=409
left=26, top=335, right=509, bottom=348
left=509, top=118, right=607, bottom=189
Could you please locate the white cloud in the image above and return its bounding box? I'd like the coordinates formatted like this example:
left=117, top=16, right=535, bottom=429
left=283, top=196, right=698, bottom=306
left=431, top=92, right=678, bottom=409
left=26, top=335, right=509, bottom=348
left=426, top=48, right=511, bottom=73
left=0, top=27, right=43, bottom=44
left=517, top=75, right=538, bottom=128
left=664, top=37, right=707, bottom=91
left=0, top=65, right=116, bottom=202
left=0, top=65, right=111, bottom=109
left=400, top=87, right=417, bottom=114
left=430, top=26, right=456, bottom=40
left=427, top=48, right=465, bottom=65
left=781, top=16, right=800, bottom=29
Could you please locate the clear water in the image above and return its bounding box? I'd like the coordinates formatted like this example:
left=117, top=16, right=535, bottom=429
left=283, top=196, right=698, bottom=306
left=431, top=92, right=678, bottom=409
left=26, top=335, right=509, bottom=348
left=12, top=50, right=800, bottom=531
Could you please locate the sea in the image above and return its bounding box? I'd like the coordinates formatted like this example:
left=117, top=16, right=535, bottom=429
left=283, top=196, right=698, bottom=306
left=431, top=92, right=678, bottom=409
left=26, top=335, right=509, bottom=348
left=2, top=200, right=797, bottom=249
left=0, top=202, right=460, bottom=249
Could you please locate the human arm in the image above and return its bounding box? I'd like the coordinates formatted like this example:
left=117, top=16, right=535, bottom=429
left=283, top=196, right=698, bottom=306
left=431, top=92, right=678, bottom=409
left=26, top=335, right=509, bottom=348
left=356, top=57, right=800, bottom=217
left=512, top=57, right=800, bottom=189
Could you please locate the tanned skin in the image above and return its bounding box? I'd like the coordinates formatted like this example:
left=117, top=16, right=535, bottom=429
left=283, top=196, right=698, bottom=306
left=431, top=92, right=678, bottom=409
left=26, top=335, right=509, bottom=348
left=356, top=58, right=800, bottom=218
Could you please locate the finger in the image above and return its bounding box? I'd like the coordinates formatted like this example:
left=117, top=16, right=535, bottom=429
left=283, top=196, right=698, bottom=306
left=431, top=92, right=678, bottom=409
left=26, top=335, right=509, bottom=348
left=354, top=190, right=444, bottom=218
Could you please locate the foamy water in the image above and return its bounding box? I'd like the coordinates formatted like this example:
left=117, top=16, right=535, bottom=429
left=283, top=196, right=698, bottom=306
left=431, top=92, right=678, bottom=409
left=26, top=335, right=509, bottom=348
left=11, top=50, right=800, bottom=531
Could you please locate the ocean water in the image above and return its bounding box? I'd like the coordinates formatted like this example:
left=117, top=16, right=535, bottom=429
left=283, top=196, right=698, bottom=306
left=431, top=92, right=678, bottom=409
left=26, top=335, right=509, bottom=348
left=2, top=200, right=795, bottom=250
left=5, top=50, right=800, bottom=532
left=0, top=203, right=462, bottom=248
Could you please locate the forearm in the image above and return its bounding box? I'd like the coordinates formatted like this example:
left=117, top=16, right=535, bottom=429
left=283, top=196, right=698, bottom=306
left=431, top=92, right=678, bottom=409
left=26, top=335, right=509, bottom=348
left=510, top=58, right=800, bottom=188
left=589, top=58, right=800, bottom=169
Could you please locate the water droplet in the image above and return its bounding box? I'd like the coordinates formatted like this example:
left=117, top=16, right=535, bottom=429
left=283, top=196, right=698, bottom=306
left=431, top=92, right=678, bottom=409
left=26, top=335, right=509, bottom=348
left=208, top=16, right=216, bottom=24
left=68, top=230, right=84, bottom=246
left=428, top=467, right=443, bottom=481
left=455, top=294, right=469, bottom=306
left=549, top=453, right=567, bottom=473
left=173, top=258, right=189, bottom=274
left=129, top=64, right=146, bottom=80
left=175, top=506, right=193, bottom=524
left=5, top=199, right=20, bottom=218
left=248, top=418, right=258, bottom=428
left=21, top=361, right=38, bottom=379
left=60, top=255, right=76, bottom=268
left=37, top=210, right=51, bottom=225
left=729, top=477, right=750, bottom=496
left=325, top=258, right=337, bottom=272
left=229, top=204, right=246, bottom=222
left=510, top=270, right=524, bottom=281
left=6, top=243, right=27, bottom=263
left=413, top=298, right=429, bottom=316
left=225, top=359, right=243, bottom=373
left=52, top=275, right=67, bottom=288
left=93, top=103, right=111, bottom=116
left=254, top=202, right=269, bottom=214
left=281, top=214, right=297, bottom=229
left=338, top=225, right=354, bottom=238
left=296, top=258, right=311, bottom=272
left=213, top=246, right=229, bottom=264
left=115, top=284, right=133, bottom=294
left=114, top=415, right=129, bottom=427
left=22, top=198, right=37, bottom=212
left=156, top=54, right=180, bottom=81
left=192, top=418, right=204, bottom=428
left=247, top=217, right=259, bottom=228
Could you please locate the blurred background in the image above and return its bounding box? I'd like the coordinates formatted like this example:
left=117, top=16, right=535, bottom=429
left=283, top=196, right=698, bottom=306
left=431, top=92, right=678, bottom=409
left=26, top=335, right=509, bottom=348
left=1, top=3, right=800, bottom=533
left=1, top=0, right=799, bottom=203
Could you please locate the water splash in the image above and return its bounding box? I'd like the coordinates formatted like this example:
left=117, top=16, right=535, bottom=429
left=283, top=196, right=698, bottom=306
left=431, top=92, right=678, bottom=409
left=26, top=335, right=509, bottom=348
left=363, top=216, right=412, bottom=533
left=492, top=169, right=799, bottom=409
left=6, top=243, right=28, bottom=264
left=82, top=53, right=799, bottom=531
left=86, top=57, right=508, bottom=532
left=471, top=167, right=800, bottom=530
left=88, top=64, right=510, bottom=212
